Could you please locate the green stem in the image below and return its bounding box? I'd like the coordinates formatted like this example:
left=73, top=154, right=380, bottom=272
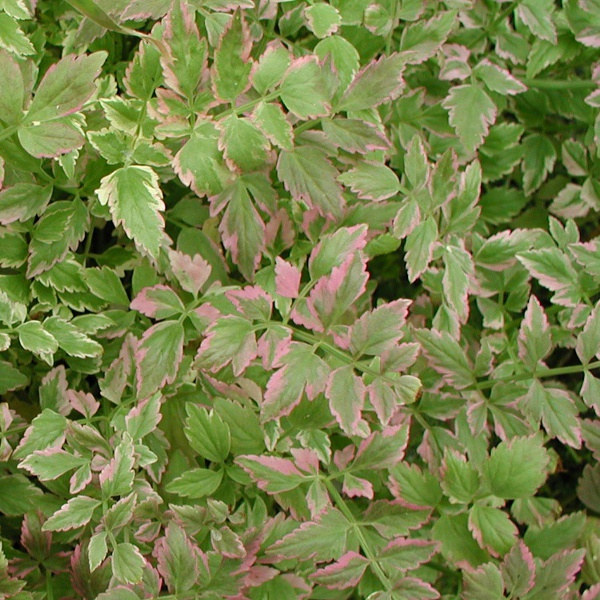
left=0, top=124, right=19, bottom=143
left=219, top=90, right=281, bottom=119
left=472, top=360, right=600, bottom=390
left=323, top=478, right=393, bottom=592
left=524, top=78, right=597, bottom=90
left=45, top=567, right=54, bottom=600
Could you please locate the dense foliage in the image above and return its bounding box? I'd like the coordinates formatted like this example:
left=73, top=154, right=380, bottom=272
left=1, top=0, right=600, bottom=597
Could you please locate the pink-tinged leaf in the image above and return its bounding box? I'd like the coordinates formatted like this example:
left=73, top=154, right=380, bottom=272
left=321, top=118, right=391, bottom=154
left=473, top=59, right=527, bottom=95
left=309, top=225, right=368, bottom=279
left=21, top=511, right=52, bottom=561
left=211, top=525, right=246, bottom=559
left=267, top=507, right=351, bottom=562
left=326, top=365, right=367, bottom=437
left=304, top=253, right=369, bottom=333
left=13, top=409, right=67, bottom=460
left=290, top=447, right=320, bottom=474
left=196, top=316, right=257, bottom=376
left=161, top=1, right=207, bottom=99
left=439, top=44, right=471, bottom=81
left=136, top=321, right=185, bottom=399
left=500, top=540, right=535, bottom=597
left=521, top=380, right=582, bottom=448
left=442, top=84, right=497, bottom=153
left=583, top=584, right=600, bottom=600
left=275, top=257, right=302, bottom=298
left=517, top=295, right=552, bottom=369
left=277, top=146, right=344, bottom=218
left=310, top=551, right=368, bottom=589
left=225, top=286, right=272, bottom=321
left=236, top=455, right=308, bottom=493
left=218, top=180, right=266, bottom=281
left=532, top=548, right=585, bottom=595
left=99, top=434, right=136, bottom=500
left=377, top=537, right=439, bottom=572
left=352, top=424, right=409, bottom=471
left=67, top=390, right=100, bottom=418
left=462, top=563, right=504, bottom=600
left=39, top=365, right=70, bottom=416
left=576, top=303, right=600, bottom=365
left=25, top=52, right=107, bottom=122
left=414, top=329, right=474, bottom=389
left=368, top=379, right=399, bottom=425
left=342, top=473, right=373, bottom=499
left=392, top=577, right=441, bottom=600
left=468, top=504, right=518, bottom=557
left=125, top=393, right=162, bottom=441
left=257, top=325, right=292, bottom=369
left=192, top=304, right=221, bottom=330
left=404, top=215, right=438, bottom=282
left=154, top=522, right=200, bottom=594
left=262, top=342, right=330, bottom=421
left=168, top=249, right=211, bottom=297
left=517, top=247, right=581, bottom=307
left=337, top=53, right=405, bottom=112
left=349, top=299, right=411, bottom=357
left=363, top=500, right=431, bottom=538
left=131, top=284, right=185, bottom=319
left=279, top=56, right=331, bottom=119
left=19, top=447, right=86, bottom=481
left=442, top=243, right=474, bottom=323
left=42, top=496, right=101, bottom=532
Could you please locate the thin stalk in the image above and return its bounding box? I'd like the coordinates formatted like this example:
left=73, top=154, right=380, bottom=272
left=472, top=360, right=600, bottom=391
left=323, top=478, right=393, bottom=592
left=524, top=78, right=597, bottom=91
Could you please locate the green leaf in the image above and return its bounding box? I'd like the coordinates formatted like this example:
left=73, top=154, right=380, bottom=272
left=252, top=101, right=294, bottom=151
left=236, top=454, right=308, bottom=493
left=473, top=59, right=527, bottom=95
left=136, top=320, right=184, bottom=399
left=279, top=56, right=330, bottom=118
left=0, top=475, right=44, bottom=516
left=268, top=508, right=352, bottom=561
left=215, top=180, right=266, bottom=282
left=19, top=449, right=86, bottom=481
left=219, top=114, right=269, bottom=172
left=213, top=10, right=251, bottom=102
left=100, top=433, right=135, bottom=498
left=251, top=45, right=290, bottom=94
left=25, top=52, right=107, bottom=122
left=388, top=462, right=443, bottom=508
left=521, top=134, right=556, bottom=195
left=469, top=504, right=518, bottom=557
left=404, top=215, right=437, bottom=281
left=277, top=146, right=343, bottom=217
left=338, top=161, right=400, bottom=201
left=0, top=183, right=52, bottom=224
left=42, top=496, right=101, bottom=532
left=462, top=563, right=504, bottom=600
left=166, top=468, right=224, bottom=498
left=112, top=543, right=145, bottom=584
left=20, top=116, right=84, bottom=158
left=442, top=84, right=497, bottom=152
left=17, top=321, right=58, bottom=360
left=125, top=392, right=162, bottom=440
left=12, top=409, right=66, bottom=460
left=97, top=165, right=165, bottom=259
left=337, top=53, right=405, bottom=111
left=84, top=267, right=130, bottom=306
left=0, top=49, right=23, bottom=125
left=0, top=13, right=35, bottom=55
left=442, top=243, right=474, bottom=322
left=441, top=449, right=480, bottom=504
left=162, top=1, right=206, bottom=99
left=517, top=0, right=557, bottom=43
left=43, top=317, right=103, bottom=358
left=522, top=380, right=581, bottom=448
left=523, top=511, right=585, bottom=560
left=414, top=329, right=474, bottom=389
left=155, top=523, right=199, bottom=593
left=432, top=512, right=489, bottom=567
left=88, top=532, right=108, bottom=572
left=213, top=397, right=265, bottom=454
left=315, top=35, right=360, bottom=94
left=184, top=404, right=231, bottom=462
left=483, top=435, right=550, bottom=499
left=305, top=3, right=341, bottom=38
left=0, top=360, right=28, bottom=394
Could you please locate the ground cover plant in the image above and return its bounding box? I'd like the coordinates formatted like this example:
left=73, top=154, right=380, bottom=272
left=2, top=0, right=600, bottom=597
